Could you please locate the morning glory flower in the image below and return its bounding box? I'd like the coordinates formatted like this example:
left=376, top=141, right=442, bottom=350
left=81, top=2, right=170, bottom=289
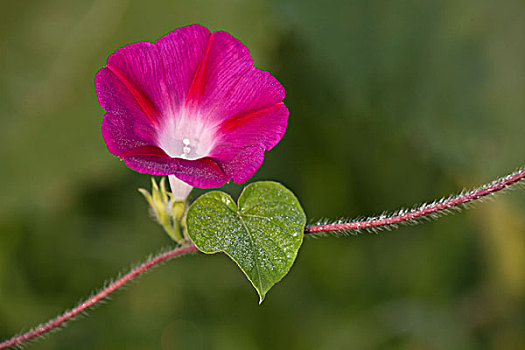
left=95, top=24, right=288, bottom=200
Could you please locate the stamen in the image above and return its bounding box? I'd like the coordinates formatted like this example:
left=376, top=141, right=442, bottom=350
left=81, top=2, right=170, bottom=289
left=157, top=114, right=215, bottom=160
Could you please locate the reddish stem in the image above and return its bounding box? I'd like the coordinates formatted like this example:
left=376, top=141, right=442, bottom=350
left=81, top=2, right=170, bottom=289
left=0, top=244, right=198, bottom=350
left=1, top=168, right=524, bottom=349
left=305, top=168, right=525, bottom=233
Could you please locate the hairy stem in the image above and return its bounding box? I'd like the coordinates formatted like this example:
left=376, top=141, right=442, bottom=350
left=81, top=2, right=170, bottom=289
left=0, top=245, right=198, bottom=350
left=305, top=168, right=525, bottom=233
left=1, top=168, right=524, bottom=349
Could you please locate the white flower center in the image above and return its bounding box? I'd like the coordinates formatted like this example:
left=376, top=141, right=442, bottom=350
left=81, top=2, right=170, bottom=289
left=157, top=110, right=215, bottom=160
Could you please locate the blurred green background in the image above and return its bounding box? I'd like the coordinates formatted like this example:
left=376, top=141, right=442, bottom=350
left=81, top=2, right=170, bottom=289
left=1, top=0, right=524, bottom=349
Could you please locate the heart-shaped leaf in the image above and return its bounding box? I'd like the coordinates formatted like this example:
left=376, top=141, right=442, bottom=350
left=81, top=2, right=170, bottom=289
left=186, top=181, right=306, bottom=303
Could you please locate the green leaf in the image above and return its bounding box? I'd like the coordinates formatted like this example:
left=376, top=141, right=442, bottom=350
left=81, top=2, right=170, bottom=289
left=186, top=181, right=306, bottom=303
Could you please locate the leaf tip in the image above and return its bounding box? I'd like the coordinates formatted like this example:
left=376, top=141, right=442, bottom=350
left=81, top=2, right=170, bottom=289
left=258, top=292, right=266, bottom=305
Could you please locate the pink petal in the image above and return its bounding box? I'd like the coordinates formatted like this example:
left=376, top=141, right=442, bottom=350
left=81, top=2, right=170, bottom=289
left=215, top=102, right=289, bottom=151
left=156, top=24, right=212, bottom=112
left=123, top=153, right=228, bottom=188
left=208, top=103, right=288, bottom=182
left=218, top=146, right=266, bottom=184
left=103, top=42, right=165, bottom=125
left=101, top=112, right=156, bottom=157
left=185, top=31, right=286, bottom=123
left=95, top=68, right=157, bottom=129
